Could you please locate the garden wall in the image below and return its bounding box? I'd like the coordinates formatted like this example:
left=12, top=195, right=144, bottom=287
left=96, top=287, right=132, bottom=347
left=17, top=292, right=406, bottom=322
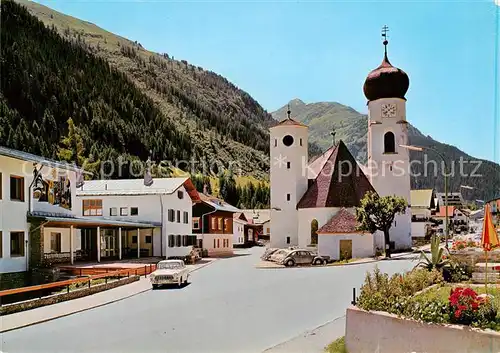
left=452, top=250, right=500, bottom=266
left=345, top=306, right=500, bottom=353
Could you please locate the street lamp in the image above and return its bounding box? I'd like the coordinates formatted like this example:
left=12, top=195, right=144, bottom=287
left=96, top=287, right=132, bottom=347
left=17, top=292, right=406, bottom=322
left=400, top=144, right=450, bottom=250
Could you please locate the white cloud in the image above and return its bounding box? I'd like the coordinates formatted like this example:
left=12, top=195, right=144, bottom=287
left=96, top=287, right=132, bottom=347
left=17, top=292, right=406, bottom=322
left=496, top=0, right=500, bottom=6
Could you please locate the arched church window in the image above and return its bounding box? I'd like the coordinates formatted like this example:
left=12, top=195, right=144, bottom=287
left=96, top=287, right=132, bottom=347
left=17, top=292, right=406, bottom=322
left=384, top=131, right=396, bottom=153
left=310, top=219, right=318, bottom=245
left=283, top=135, right=294, bottom=147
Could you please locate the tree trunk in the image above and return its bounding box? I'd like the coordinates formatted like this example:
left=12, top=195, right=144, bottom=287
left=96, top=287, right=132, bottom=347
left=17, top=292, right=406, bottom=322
left=384, top=229, right=391, bottom=258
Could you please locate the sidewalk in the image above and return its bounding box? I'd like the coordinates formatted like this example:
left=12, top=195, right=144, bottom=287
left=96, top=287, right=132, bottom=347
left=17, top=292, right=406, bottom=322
left=0, top=258, right=217, bottom=333
left=263, top=316, right=346, bottom=353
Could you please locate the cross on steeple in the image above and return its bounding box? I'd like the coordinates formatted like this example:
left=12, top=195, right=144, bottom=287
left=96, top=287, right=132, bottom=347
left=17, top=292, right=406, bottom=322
left=330, top=127, right=336, bottom=146
left=381, top=25, right=389, bottom=55
left=287, top=104, right=291, bottom=119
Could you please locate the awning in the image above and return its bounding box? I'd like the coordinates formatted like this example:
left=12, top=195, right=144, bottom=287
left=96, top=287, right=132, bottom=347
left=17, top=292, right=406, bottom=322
left=28, top=214, right=156, bottom=228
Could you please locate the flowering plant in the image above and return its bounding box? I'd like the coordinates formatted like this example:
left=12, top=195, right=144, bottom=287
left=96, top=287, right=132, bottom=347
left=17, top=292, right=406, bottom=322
left=448, top=287, right=491, bottom=325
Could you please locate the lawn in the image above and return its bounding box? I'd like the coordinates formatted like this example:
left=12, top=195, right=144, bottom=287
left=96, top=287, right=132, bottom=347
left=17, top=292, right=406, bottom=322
left=325, top=337, right=347, bottom=353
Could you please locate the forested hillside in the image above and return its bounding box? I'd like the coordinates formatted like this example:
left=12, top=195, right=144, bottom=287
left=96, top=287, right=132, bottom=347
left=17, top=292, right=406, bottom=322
left=1, top=0, right=276, bottom=179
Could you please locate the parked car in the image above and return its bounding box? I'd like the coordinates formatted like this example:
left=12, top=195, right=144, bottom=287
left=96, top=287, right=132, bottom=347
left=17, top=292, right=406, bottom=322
left=268, top=249, right=291, bottom=262
left=261, top=248, right=280, bottom=261
left=276, top=249, right=330, bottom=267
left=150, top=259, right=189, bottom=289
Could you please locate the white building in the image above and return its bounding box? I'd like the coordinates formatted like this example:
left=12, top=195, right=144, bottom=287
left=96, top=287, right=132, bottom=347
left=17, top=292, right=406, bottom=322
left=232, top=212, right=248, bottom=246
left=269, top=37, right=413, bottom=258
left=0, top=146, right=152, bottom=280
left=76, top=178, right=200, bottom=260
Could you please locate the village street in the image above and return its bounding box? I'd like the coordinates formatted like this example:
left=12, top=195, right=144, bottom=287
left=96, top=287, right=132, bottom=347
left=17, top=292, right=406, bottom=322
left=1, top=248, right=418, bottom=353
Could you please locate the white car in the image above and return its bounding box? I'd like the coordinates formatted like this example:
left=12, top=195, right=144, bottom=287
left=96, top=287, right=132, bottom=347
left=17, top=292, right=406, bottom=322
left=150, top=260, right=189, bottom=289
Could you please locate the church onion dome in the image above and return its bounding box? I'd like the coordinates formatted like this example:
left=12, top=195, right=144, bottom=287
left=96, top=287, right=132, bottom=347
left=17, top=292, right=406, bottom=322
left=363, top=39, right=409, bottom=102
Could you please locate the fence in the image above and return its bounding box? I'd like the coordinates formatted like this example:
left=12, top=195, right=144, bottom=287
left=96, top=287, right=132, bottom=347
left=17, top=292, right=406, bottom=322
left=0, top=264, right=156, bottom=303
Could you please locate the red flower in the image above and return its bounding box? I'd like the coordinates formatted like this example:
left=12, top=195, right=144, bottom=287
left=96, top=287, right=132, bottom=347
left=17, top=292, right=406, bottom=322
left=455, top=309, right=462, bottom=318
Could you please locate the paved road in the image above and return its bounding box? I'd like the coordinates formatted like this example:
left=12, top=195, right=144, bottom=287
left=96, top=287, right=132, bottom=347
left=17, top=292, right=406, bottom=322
left=1, top=248, right=418, bottom=353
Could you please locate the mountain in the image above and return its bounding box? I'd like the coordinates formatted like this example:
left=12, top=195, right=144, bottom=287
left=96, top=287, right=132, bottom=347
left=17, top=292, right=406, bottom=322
left=2, top=0, right=275, bottom=179
left=273, top=99, right=500, bottom=202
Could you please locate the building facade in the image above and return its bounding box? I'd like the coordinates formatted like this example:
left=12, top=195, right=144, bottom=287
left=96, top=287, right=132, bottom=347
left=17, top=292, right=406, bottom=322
left=76, top=178, right=200, bottom=260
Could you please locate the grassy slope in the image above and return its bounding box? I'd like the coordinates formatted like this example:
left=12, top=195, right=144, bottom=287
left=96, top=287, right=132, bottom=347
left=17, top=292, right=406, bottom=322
left=17, top=0, right=271, bottom=179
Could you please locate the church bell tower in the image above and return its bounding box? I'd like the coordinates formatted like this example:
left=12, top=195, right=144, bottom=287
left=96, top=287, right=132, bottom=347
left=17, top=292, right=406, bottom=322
left=364, top=27, right=412, bottom=250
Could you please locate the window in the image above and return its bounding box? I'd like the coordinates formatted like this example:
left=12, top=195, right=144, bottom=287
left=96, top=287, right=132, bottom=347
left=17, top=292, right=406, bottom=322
left=287, top=194, right=291, bottom=201
left=10, top=232, right=25, bottom=256
left=193, top=217, right=200, bottom=230
left=384, top=131, right=396, bottom=153
left=286, top=236, right=290, bottom=244
left=266, top=227, right=270, bottom=234
left=187, top=235, right=196, bottom=246
left=10, top=176, right=24, bottom=201
left=224, top=218, right=230, bottom=232
left=177, top=190, right=184, bottom=199
left=131, top=207, right=139, bottom=216
left=217, top=239, right=220, bottom=248
left=176, top=234, right=181, bottom=247
left=145, top=235, right=152, bottom=244
left=300, top=138, right=303, bottom=146
left=182, top=235, right=188, bottom=247
left=50, top=232, right=62, bottom=252
left=83, top=199, right=103, bottom=216
left=177, top=210, right=181, bottom=223
left=120, top=207, right=128, bottom=216
left=0, top=231, right=2, bottom=258
left=211, top=217, right=217, bottom=230
left=183, top=211, right=189, bottom=224
left=274, top=139, right=277, bottom=147
left=287, top=162, right=291, bottom=169
left=168, top=209, right=175, bottom=222
left=213, top=239, right=216, bottom=248
left=132, top=235, right=138, bottom=244
left=218, top=218, right=223, bottom=230
left=110, top=207, right=117, bottom=216
left=282, top=135, right=294, bottom=147
left=168, top=234, right=174, bottom=248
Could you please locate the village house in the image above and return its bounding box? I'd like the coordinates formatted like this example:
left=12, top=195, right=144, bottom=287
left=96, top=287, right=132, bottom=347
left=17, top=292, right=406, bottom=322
left=241, top=209, right=270, bottom=241
left=76, top=178, right=200, bottom=261
left=232, top=212, right=248, bottom=247
left=192, top=193, right=239, bottom=257
left=410, top=189, right=436, bottom=239
left=0, top=146, right=155, bottom=287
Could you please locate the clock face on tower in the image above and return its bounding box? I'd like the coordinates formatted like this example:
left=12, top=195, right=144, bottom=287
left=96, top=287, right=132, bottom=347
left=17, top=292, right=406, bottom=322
left=381, top=103, right=396, bottom=118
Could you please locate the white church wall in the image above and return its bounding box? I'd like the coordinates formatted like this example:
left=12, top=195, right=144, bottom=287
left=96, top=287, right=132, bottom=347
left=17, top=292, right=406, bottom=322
left=318, top=233, right=374, bottom=260
left=297, top=207, right=340, bottom=248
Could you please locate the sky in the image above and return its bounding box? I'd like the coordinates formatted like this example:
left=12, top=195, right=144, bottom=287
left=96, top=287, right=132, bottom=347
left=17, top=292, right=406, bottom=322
left=35, top=0, right=500, bottom=163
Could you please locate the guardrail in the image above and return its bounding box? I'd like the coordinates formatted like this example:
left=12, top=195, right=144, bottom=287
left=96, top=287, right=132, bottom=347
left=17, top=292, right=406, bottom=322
left=0, top=264, right=157, bottom=299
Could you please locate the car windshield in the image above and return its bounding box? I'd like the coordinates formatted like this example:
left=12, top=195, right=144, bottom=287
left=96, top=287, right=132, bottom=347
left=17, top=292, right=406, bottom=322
left=158, top=262, right=183, bottom=270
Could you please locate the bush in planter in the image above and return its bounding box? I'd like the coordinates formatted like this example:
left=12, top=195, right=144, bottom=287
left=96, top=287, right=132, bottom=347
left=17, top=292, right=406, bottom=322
left=443, top=261, right=472, bottom=283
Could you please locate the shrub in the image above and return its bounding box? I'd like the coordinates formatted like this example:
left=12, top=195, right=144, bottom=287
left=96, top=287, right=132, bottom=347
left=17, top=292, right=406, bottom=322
left=443, top=262, right=472, bottom=283
left=357, top=267, right=443, bottom=313
left=448, top=287, right=496, bottom=326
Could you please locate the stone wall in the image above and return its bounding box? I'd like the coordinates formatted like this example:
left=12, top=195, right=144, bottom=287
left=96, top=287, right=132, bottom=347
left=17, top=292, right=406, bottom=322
left=345, top=307, right=500, bottom=353
left=0, top=272, right=30, bottom=291
left=451, top=249, right=500, bottom=266
left=0, top=276, right=139, bottom=315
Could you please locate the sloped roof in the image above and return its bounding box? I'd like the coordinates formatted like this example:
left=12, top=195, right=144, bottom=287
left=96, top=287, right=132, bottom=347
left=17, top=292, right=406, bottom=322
left=411, top=189, right=434, bottom=208
left=317, top=208, right=362, bottom=234
left=198, top=193, right=240, bottom=212
left=270, top=118, right=307, bottom=129
left=297, top=140, right=376, bottom=209
left=0, top=145, right=84, bottom=173
left=233, top=212, right=248, bottom=222
left=77, top=177, right=200, bottom=201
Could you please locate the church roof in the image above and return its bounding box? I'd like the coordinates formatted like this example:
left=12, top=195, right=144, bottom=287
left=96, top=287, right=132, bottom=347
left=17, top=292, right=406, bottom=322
left=270, top=118, right=307, bottom=128
left=297, top=140, right=376, bottom=209
left=317, top=208, right=362, bottom=234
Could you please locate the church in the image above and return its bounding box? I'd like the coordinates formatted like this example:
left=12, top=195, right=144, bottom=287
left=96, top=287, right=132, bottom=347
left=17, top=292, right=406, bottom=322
left=269, top=35, right=412, bottom=260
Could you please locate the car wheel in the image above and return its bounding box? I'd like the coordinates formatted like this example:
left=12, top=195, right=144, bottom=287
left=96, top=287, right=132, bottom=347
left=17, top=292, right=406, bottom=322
left=152, top=284, right=159, bottom=290
left=285, top=259, right=295, bottom=267
left=313, top=258, right=322, bottom=265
